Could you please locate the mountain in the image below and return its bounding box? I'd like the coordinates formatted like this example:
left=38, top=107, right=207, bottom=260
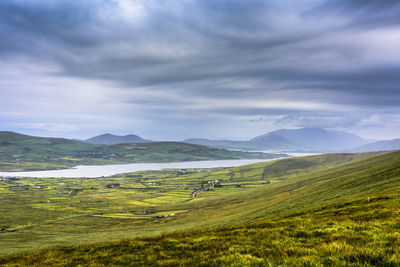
left=85, top=133, right=151, bottom=145
left=252, top=127, right=369, bottom=151
left=350, top=138, right=400, bottom=152
left=185, top=128, right=369, bottom=152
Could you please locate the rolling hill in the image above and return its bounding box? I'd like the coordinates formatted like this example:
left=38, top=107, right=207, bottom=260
left=0, top=131, right=86, bottom=146
left=350, top=138, right=400, bottom=152
left=0, top=150, right=399, bottom=265
left=0, top=131, right=281, bottom=171
left=85, top=133, right=152, bottom=145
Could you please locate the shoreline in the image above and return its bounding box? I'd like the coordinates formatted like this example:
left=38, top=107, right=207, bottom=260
left=0, top=156, right=290, bottom=178
left=0, top=153, right=286, bottom=173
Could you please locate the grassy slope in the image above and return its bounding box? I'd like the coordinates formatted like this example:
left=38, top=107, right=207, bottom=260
left=0, top=151, right=399, bottom=265
left=0, top=131, right=278, bottom=171
left=2, top=195, right=399, bottom=266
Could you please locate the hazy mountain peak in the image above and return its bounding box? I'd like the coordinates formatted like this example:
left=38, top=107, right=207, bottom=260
left=252, top=127, right=369, bottom=151
left=85, top=133, right=151, bottom=145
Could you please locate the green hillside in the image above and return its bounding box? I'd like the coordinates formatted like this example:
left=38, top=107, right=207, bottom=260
left=2, top=194, right=399, bottom=266
left=1, top=150, right=399, bottom=265
left=0, top=131, right=279, bottom=171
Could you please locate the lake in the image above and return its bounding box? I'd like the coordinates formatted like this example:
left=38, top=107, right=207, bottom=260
left=0, top=153, right=315, bottom=178
left=0, top=159, right=277, bottom=178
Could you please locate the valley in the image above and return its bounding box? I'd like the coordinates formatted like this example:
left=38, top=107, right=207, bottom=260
left=1, top=150, right=399, bottom=266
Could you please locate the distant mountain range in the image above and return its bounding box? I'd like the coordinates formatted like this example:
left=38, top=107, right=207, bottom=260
left=86, top=128, right=400, bottom=153
left=0, top=131, right=281, bottom=171
left=85, top=134, right=151, bottom=145
left=185, top=127, right=372, bottom=152
left=1, top=130, right=398, bottom=171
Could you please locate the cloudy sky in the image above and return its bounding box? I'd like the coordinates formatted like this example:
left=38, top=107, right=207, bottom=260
left=1, top=0, right=400, bottom=141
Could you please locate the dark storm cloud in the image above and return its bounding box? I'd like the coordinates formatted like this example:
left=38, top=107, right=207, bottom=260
left=0, top=1, right=100, bottom=55
left=1, top=0, right=400, bottom=139
left=1, top=0, right=398, bottom=94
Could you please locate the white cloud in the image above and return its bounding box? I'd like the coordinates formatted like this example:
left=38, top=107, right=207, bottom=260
left=356, top=115, right=384, bottom=127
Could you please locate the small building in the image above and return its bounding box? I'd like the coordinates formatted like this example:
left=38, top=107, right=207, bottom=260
left=106, top=183, right=120, bottom=188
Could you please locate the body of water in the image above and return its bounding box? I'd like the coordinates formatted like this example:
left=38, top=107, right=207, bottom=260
left=0, top=153, right=315, bottom=178
left=0, top=159, right=276, bottom=178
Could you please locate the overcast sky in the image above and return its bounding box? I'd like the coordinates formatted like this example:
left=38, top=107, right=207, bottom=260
left=1, top=0, right=400, bottom=141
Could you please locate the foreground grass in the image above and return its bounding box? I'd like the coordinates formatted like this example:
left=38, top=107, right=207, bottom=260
left=1, top=194, right=399, bottom=266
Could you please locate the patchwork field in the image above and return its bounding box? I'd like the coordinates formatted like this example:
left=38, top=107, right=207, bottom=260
left=0, top=150, right=399, bottom=266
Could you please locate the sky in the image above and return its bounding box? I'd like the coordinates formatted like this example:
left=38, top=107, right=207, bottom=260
left=0, top=0, right=400, bottom=141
